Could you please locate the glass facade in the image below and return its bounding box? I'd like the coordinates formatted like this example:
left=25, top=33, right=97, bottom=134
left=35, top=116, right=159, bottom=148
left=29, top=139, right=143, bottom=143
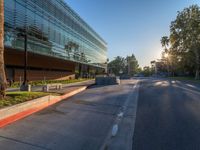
left=4, top=0, right=107, bottom=69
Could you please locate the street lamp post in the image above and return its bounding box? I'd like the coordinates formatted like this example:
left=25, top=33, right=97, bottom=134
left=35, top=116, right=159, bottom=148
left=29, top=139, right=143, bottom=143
left=24, top=31, right=27, bottom=85
left=20, top=28, right=29, bottom=91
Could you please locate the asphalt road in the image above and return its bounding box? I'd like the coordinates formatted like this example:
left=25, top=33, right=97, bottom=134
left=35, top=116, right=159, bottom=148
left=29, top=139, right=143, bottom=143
left=1, top=78, right=200, bottom=150
left=0, top=80, right=139, bottom=150
left=132, top=78, right=200, bottom=150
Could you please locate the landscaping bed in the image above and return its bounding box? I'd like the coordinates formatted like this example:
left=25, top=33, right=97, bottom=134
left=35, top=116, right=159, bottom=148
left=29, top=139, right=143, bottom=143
left=1, top=78, right=94, bottom=109
left=0, top=92, right=51, bottom=108
left=10, top=78, right=93, bottom=88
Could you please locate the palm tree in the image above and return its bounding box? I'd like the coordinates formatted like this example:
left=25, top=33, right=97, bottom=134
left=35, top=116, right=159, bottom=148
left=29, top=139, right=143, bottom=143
left=0, top=0, right=7, bottom=99
left=161, top=36, right=169, bottom=52
left=161, top=36, right=170, bottom=76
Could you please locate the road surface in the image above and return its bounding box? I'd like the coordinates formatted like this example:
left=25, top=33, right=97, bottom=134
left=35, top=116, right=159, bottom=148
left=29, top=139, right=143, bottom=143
left=0, top=80, right=139, bottom=150
left=1, top=78, right=200, bottom=150
left=133, top=78, right=200, bottom=150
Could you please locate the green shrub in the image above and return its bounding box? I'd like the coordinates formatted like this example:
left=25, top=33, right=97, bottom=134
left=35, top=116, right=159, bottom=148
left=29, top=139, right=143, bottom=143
left=0, top=92, right=50, bottom=108
left=10, top=78, right=93, bottom=88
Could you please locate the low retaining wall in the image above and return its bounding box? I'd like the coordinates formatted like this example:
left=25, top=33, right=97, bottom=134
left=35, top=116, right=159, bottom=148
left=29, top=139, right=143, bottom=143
left=0, top=86, right=87, bottom=128
left=95, top=76, right=120, bottom=85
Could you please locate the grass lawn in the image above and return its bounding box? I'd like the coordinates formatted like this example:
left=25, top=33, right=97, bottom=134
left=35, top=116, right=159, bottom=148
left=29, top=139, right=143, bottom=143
left=10, top=78, right=93, bottom=88
left=168, top=76, right=200, bottom=83
left=0, top=92, right=50, bottom=108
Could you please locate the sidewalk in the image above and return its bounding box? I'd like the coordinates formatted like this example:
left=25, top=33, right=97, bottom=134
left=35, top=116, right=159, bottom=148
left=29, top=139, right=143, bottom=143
left=6, top=79, right=95, bottom=93
left=49, top=80, right=95, bottom=94
left=0, top=79, right=95, bottom=128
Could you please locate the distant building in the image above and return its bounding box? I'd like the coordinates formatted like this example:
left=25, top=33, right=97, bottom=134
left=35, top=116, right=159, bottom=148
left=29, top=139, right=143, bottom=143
left=4, top=0, right=107, bottom=81
left=151, top=60, right=167, bottom=76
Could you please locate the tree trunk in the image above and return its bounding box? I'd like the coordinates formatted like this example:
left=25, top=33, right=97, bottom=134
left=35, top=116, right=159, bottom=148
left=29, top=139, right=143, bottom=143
left=195, top=53, right=200, bottom=80
left=195, top=51, right=200, bottom=80
left=0, top=0, right=7, bottom=99
left=195, top=69, right=199, bottom=80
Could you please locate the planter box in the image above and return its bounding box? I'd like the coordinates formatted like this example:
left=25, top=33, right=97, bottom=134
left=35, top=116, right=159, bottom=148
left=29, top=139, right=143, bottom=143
left=0, top=86, right=88, bottom=128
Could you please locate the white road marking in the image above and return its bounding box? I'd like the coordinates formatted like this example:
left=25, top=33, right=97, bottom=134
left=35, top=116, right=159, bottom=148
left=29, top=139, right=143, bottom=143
left=186, top=84, right=196, bottom=88
left=117, top=112, right=124, bottom=118
left=172, top=80, right=176, bottom=84
left=100, top=80, right=140, bottom=150
left=111, top=124, right=118, bottom=137
left=173, top=85, right=200, bottom=95
left=130, top=81, right=140, bottom=150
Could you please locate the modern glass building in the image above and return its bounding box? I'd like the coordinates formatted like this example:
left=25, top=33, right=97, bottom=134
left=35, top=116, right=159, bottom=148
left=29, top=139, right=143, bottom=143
left=4, top=0, right=107, bottom=81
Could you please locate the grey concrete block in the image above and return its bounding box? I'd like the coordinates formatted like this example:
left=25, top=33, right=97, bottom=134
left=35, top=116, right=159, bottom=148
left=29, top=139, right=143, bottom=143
left=95, top=77, right=120, bottom=85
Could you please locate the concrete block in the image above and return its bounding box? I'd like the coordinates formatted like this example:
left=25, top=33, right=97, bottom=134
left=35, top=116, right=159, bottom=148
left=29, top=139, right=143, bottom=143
left=95, top=77, right=120, bottom=85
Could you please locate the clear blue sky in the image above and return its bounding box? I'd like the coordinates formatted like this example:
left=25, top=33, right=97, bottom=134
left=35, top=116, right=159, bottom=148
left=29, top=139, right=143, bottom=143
left=65, top=0, right=200, bottom=67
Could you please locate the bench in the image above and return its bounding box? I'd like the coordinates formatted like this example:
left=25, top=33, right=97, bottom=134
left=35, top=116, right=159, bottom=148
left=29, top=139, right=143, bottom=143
left=43, top=83, right=62, bottom=92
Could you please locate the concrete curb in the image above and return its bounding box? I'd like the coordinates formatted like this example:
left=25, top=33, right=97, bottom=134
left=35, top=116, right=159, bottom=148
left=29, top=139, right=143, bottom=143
left=0, top=86, right=88, bottom=128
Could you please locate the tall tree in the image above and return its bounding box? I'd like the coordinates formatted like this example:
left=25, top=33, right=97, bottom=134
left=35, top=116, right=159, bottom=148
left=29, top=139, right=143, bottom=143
left=126, top=54, right=139, bottom=76
left=108, top=56, right=126, bottom=75
left=170, top=5, right=200, bottom=79
left=0, top=0, right=6, bottom=99
left=108, top=54, right=140, bottom=76
left=142, top=66, right=153, bottom=77
left=161, top=36, right=171, bottom=76
left=161, top=36, right=169, bottom=52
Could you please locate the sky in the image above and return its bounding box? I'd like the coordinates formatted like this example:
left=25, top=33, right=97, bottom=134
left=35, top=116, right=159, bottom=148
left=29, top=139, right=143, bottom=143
left=65, top=0, right=200, bottom=67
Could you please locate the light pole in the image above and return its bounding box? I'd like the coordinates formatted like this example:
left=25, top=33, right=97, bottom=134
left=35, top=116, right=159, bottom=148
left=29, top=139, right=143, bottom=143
left=24, top=31, right=27, bottom=85
left=20, top=28, right=29, bottom=91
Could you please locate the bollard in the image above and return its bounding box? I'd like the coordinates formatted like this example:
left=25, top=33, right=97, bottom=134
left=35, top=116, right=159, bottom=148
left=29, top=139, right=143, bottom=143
left=28, top=84, right=31, bottom=92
